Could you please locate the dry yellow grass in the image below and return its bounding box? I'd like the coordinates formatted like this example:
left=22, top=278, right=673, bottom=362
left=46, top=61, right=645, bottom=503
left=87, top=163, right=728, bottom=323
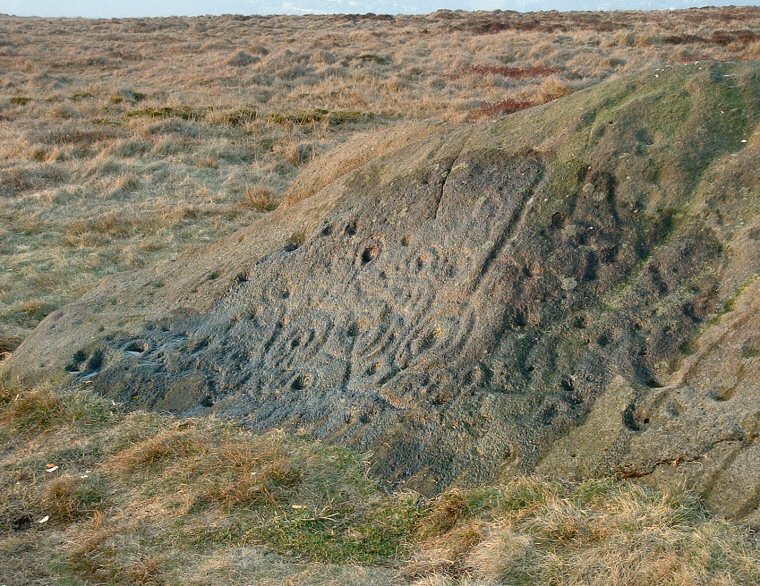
left=244, top=184, right=280, bottom=211
left=406, top=478, right=760, bottom=586
left=3, top=7, right=760, bottom=352
left=1, top=383, right=760, bottom=585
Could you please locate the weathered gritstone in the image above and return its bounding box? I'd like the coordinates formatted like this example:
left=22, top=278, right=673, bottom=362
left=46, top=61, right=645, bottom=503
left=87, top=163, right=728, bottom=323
left=539, top=278, right=760, bottom=522
left=5, top=62, right=760, bottom=515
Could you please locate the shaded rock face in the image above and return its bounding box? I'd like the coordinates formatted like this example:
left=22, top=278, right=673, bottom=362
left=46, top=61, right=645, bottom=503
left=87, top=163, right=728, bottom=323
left=539, top=279, right=760, bottom=524
left=5, top=63, right=760, bottom=513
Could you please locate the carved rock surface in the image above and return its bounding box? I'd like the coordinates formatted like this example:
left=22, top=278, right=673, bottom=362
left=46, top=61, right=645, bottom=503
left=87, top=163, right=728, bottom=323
left=5, top=63, right=760, bottom=515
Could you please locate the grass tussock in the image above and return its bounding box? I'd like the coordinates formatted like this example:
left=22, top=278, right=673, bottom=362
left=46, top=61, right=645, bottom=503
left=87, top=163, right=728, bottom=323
left=1, top=382, right=759, bottom=585
left=243, top=184, right=280, bottom=212
left=0, top=384, right=114, bottom=432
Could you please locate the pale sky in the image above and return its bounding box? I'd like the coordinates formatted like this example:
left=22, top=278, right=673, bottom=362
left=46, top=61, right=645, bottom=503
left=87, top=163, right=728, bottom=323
left=0, top=0, right=756, bottom=18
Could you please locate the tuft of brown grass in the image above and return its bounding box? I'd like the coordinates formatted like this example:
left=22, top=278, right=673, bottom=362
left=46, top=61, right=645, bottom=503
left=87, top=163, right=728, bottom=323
left=42, top=474, right=106, bottom=523
left=285, top=141, right=314, bottom=166
left=536, top=76, right=574, bottom=103
left=0, top=385, right=115, bottom=432
left=418, top=490, right=470, bottom=538
left=109, top=427, right=204, bottom=472
left=111, top=173, right=140, bottom=194
left=244, top=184, right=280, bottom=212
left=0, top=386, right=68, bottom=431
left=199, top=441, right=303, bottom=509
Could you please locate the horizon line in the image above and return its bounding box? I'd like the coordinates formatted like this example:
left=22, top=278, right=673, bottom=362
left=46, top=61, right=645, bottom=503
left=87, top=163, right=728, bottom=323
left=2, top=3, right=758, bottom=20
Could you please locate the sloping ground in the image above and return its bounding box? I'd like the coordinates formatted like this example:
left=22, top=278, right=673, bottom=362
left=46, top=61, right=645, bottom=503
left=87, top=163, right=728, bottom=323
left=5, top=62, right=760, bottom=518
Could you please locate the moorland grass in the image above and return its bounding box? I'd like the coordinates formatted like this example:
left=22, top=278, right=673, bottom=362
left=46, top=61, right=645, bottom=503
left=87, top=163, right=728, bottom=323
left=1, top=382, right=759, bottom=585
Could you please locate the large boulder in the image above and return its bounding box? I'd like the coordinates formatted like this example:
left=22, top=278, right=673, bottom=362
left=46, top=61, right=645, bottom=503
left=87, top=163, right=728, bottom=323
left=5, top=62, right=760, bottom=517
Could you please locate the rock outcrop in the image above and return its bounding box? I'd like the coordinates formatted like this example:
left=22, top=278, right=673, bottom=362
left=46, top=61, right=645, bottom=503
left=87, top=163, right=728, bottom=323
left=5, top=62, right=760, bottom=517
